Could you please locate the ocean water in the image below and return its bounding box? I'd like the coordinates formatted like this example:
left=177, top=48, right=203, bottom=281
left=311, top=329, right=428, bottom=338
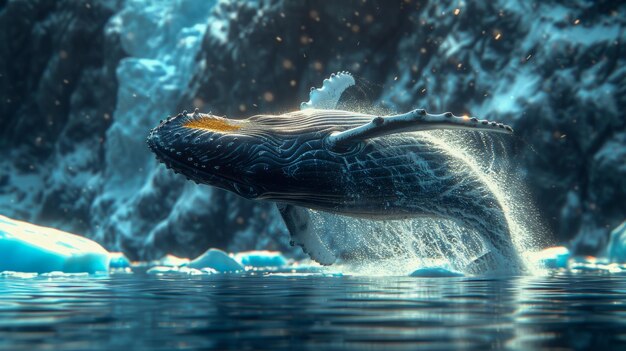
left=1, top=273, right=625, bottom=351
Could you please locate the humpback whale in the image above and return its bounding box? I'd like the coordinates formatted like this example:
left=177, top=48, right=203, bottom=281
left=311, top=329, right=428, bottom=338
left=147, top=72, right=522, bottom=273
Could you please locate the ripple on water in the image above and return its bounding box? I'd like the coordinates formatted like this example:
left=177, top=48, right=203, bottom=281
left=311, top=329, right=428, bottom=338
left=0, top=273, right=625, bottom=350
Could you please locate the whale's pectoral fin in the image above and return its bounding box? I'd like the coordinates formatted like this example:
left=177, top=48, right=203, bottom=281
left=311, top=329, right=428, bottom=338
left=277, top=203, right=337, bottom=265
left=301, top=71, right=355, bottom=110
left=326, top=109, right=513, bottom=150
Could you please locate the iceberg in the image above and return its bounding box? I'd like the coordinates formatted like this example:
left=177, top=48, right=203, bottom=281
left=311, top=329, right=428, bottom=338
left=188, top=248, right=244, bottom=272
left=528, top=246, right=571, bottom=269
left=234, top=251, right=288, bottom=268
left=153, top=254, right=190, bottom=267
left=409, top=267, right=464, bottom=278
left=0, top=215, right=110, bottom=274
left=607, top=221, right=626, bottom=263
left=109, top=252, right=132, bottom=269
left=146, top=266, right=213, bottom=276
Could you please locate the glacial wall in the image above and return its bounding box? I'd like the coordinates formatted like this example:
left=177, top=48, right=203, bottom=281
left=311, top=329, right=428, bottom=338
left=0, top=0, right=125, bottom=238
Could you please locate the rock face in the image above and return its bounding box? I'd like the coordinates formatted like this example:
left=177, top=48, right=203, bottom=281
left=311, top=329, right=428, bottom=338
left=0, top=0, right=125, bottom=234
left=0, top=0, right=295, bottom=261
left=0, top=0, right=624, bottom=259
left=382, top=1, right=626, bottom=254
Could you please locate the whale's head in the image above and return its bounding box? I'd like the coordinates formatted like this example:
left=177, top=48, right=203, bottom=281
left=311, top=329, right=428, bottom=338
left=147, top=109, right=361, bottom=202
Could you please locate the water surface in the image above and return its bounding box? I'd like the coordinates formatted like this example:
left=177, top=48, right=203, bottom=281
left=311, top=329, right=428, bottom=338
left=1, top=273, right=625, bottom=350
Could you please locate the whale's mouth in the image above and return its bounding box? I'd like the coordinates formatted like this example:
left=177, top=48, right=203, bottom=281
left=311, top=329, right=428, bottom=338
left=146, top=125, right=261, bottom=200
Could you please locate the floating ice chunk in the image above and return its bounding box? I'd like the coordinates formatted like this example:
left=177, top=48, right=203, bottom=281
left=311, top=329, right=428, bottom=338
left=146, top=266, right=206, bottom=275
left=201, top=267, right=218, bottom=274
left=188, top=248, right=244, bottom=272
left=529, top=246, right=570, bottom=269
left=409, top=267, right=464, bottom=277
left=153, top=254, right=190, bottom=267
left=234, top=251, right=288, bottom=267
left=0, top=215, right=110, bottom=274
left=607, top=221, right=626, bottom=263
left=109, top=252, right=132, bottom=269
left=40, top=271, right=90, bottom=278
left=569, top=256, right=622, bottom=273
left=146, top=266, right=177, bottom=274
left=0, top=271, right=39, bottom=279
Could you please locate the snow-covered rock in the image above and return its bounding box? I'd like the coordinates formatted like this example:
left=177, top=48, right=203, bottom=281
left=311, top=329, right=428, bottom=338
left=90, top=0, right=220, bottom=259
left=234, top=251, right=288, bottom=267
left=188, top=248, right=244, bottom=272
left=0, top=215, right=110, bottom=274
left=607, top=221, right=626, bottom=263
left=409, top=267, right=464, bottom=278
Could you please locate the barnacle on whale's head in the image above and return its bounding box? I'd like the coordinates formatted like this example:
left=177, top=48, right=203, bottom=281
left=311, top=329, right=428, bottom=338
left=146, top=109, right=261, bottom=198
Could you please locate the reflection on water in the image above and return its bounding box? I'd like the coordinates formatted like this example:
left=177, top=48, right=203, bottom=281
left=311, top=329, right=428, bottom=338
left=1, top=273, right=625, bottom=350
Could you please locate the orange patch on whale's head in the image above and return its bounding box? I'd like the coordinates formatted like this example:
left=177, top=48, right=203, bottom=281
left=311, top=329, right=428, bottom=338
left=183, top=115, right=242, bottom=132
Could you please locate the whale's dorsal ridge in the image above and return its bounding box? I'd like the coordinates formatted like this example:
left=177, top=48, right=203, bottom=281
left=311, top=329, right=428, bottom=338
left=301, top=71, right=355, bottom=111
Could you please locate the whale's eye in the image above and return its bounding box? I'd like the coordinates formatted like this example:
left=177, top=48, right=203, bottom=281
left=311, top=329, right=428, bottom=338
left=184, top=116, right=242, bottom=132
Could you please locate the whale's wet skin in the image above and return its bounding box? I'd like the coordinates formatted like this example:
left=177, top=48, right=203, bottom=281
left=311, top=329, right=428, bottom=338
left=147, top=72, right=529, bottom=274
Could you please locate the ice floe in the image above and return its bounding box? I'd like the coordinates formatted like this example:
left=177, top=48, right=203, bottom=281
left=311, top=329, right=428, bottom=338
left=607, top=221, right=626, bottom=263
left=147, top=266, right=216, bottom=276
left=528, top=246, right=571, bottom=269
left=109, top=252, right=132, bottom=269
left=154, top=254, right=190, bottom=267
left=0, top=215, right=110, bottom=274
left=187, top=248, right=244, bottom=272
left=234, top=251, right=288, bottom=268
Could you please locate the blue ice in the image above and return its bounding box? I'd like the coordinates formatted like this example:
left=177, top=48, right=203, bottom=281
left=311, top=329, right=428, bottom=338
left=235, top=251, right=288, bottom=268
left=607, top=221, right=626, bottom=263
left=0, top=215, right=110, bottom=274
left=187, top=248, right=244, bottom=272
left=109, top=252, right=132, bottom=269
left=530, top=246, right=571, bottom=269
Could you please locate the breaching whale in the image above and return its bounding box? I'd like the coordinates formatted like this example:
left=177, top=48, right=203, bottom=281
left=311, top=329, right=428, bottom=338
left=147, top=72, right=522, bottom=273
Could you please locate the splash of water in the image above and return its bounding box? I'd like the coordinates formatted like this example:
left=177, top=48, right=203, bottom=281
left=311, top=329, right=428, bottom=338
left=290, top=74, right=547, bottom=276
left=303, top=125, right=545, bottom=276
left=427, top=131, right=548, bottom=273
